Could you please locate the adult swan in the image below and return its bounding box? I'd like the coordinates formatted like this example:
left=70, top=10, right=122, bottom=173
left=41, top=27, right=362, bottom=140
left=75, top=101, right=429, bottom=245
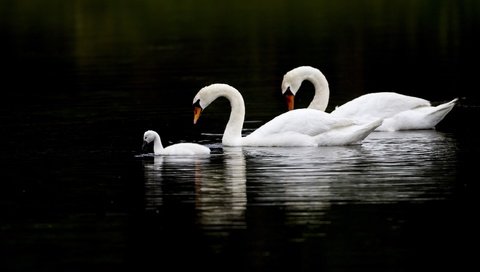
left=192, top=83, right=382, bottom=146
left=281, top=66, right=458, bottom=131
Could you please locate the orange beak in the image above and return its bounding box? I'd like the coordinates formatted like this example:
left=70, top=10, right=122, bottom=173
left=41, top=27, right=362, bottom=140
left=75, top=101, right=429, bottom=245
left=193, top=106, right=202, bottom=124
left=284, top=93, right=295, bottom=111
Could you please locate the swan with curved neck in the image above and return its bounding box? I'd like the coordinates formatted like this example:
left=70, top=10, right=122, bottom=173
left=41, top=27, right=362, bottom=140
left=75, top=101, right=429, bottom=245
left=193, top=83, right=382, bottom=146
left=193, top=84, right=245, bottom=146
left=142, top=130, right=210, bottom=155
left=281, top=66, right=458, bottom=131
left=282, top=66, right=330, bottom=111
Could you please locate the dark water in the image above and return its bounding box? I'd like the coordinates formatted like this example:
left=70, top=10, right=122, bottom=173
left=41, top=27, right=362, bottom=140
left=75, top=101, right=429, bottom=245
left=1, top=0, right=478, bottom=271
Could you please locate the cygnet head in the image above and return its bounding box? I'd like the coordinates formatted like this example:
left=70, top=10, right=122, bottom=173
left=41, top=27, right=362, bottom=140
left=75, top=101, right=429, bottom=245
left=143, top=130, right=157, bottom=143
left=142, top=130, right=158, bottom=151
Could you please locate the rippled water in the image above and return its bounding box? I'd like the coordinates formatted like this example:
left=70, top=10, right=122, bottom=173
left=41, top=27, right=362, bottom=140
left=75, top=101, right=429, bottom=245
left=143, top=130, right=457, bottom=224
left=136, top=130, right=468, bottom=271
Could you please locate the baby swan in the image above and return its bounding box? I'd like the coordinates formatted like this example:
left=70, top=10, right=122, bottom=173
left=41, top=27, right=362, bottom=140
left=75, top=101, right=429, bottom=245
left=142, top=130, right=210, bottom=155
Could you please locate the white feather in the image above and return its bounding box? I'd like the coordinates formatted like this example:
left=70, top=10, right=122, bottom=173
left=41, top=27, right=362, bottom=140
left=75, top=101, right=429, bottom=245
left=192, top=84, right=381, bottom=147
left=143, top=130, right=210, bottom=155
left=282, top=66, right=458, bottom=131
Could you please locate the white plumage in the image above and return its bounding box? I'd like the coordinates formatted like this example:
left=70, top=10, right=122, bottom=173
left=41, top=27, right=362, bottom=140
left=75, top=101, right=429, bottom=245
left=143, top=130, right=210, bottom=155
left=192, top=83, right=381, bottom=146
left=281, top=66, right=458, bottom=131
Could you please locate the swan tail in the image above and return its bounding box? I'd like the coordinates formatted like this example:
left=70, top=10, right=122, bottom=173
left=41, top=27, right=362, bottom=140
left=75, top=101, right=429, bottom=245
left=431, top=98, right=458, bottom=114
left=353, top=119, right=383, bottom=140
left=425, top=98, right=458, bottom=126
left=314, top=119, right=382, bottom=146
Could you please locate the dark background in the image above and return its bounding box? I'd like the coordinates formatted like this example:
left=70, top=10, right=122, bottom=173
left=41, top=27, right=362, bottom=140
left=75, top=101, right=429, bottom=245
left=2, top=0, right=479, bottom=149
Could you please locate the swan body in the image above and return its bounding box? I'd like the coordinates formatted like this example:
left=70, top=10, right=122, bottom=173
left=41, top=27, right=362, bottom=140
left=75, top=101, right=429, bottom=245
left=281, top=66, right=458, bottom=131
left=192, top=83, right=381, bottom=146
left=143, top=130, right=210, bottom=155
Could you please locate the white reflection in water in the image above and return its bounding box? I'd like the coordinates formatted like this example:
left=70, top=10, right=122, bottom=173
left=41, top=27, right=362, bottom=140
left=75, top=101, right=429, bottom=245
left=143, top=155, right=211, bottom=209
left=143, top=150, right=247, bottom=230
left=193, top=148, right=247, bottom=230
left=245, top=130, right=457, bottom=205
left=241, top=130, right=456, bottom=227
left=143, top=130, right=457, bottom=228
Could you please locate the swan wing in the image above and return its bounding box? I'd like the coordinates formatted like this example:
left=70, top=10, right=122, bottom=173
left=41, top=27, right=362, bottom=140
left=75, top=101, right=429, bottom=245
left=248, top=108, right=356, bottom=137
left=331, top=92, right=431, bottom=120
left=243, top=112, right=382, bottom=146
left=376, top=98, right=458, bottom=131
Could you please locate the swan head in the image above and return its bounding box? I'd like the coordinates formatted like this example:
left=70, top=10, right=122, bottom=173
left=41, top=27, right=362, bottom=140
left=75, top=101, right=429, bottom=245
left=282, top=66, right=318, bottom=94
left=282, top=68, right=308, bottom=111
left=192, top=83, right=233, bottom=124
left=281, top=66, right=324, bottom=111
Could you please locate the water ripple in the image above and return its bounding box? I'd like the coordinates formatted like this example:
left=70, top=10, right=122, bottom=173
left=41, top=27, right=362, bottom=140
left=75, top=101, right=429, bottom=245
left=141, top=130, right=458, bottom=229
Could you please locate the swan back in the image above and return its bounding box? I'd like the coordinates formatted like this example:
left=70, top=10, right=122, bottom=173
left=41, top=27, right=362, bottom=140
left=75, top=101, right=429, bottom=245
left=162, top=143, right=211, bottom=155
left=248, top=109, right=355, bottom=137
left=245, top=108, right=380, bottom=146
left=330, top=92, right=431, bottom=120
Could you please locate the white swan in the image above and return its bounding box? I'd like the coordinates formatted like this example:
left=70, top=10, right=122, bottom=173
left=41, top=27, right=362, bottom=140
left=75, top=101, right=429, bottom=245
left=192, top=83, right=382, bottom=146
left=142, top=130, right=210, bottom=155
left=281, top=66, right=458, bottom=131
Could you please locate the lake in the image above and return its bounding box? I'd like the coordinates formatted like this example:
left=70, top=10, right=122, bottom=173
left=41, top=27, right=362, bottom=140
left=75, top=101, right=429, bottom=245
left=0, top=0, right=478, bottom=271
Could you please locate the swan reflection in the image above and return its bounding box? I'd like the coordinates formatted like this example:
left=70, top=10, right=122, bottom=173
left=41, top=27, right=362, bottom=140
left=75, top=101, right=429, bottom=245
left=243, top=130, right=457, bottom=206
left=241, top=145, right=362, bottom=226
left=196, top=147, right=246, bottom=230
left=143, top=155, right=211, bottom=209
left=142, top=150, right=247, bottom=230
left=142, top=130, right=457, bottom=229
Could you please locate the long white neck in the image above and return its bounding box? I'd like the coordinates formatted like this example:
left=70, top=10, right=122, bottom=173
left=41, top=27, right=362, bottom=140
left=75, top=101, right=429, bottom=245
left=223, top=86, right=245, bottom=146
left=305, top=69, right=330, bottom=111
left=208, top=84, right=245, bottom=146
left=152, top=132, right=164, bottom=154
